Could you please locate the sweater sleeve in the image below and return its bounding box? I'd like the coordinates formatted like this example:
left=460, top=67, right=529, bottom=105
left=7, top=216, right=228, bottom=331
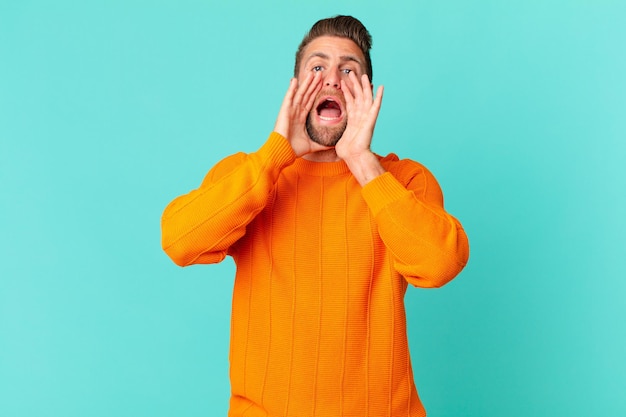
left=161, top=132, right=296, bottom=267
left=361, top=161, right=469, bottom=288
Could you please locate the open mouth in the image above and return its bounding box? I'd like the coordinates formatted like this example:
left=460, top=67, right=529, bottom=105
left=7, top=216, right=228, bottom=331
left=316, top=98, right=343, bottom=121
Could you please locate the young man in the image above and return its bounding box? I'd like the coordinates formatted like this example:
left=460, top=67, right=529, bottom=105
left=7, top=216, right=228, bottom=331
left=162, top=15, right=469, bottom=417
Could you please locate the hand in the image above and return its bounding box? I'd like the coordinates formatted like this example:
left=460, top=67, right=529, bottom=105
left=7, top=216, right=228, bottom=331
left=274, top=72, right=330, bottom=157
left=335, top=73, right=386, bottom=185
left=335, top=73, right=384, bottom=162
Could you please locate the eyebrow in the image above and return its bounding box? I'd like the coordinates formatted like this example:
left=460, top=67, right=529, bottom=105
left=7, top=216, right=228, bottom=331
left=306, top=52, right=363, bottom=67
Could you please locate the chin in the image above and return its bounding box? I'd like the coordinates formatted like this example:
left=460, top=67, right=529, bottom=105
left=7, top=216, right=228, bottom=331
left=306, top=116, right=346, bottom=147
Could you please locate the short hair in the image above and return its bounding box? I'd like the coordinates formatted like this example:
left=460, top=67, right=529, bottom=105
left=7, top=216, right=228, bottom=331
left=294, top=15, right=373, bottom=80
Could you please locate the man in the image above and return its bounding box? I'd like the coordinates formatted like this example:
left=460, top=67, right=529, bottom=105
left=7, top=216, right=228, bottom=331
left=162, top=15, right=469, bottom=417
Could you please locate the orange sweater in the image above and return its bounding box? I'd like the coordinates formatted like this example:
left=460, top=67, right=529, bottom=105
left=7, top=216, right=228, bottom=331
left=162, top=132, right=469, bottom=417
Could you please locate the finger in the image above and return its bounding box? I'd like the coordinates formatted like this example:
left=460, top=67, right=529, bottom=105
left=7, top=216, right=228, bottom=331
left=341, top=79, right=354, bottom=109
left=361, top=74, right=373, bottom=103
left=342, top=71, right=356, bottom=96
left=280, top=78, right=298, bottom=109
left=350, top=73, right=373, bottom=106
left=374, top=85, right=384, bottom=108
left=275, top=78, right=299, bottom=137
left=342, top=74, right=359, bottom=116
left=301, top=71, right=322, bottom=111
left=346, top=71, right=363, bottom=102
left=370, top=85, right=384, bottom=119
left=292, top=72, right=315, bottom=107
left=278, top=79, right=298, bottom=119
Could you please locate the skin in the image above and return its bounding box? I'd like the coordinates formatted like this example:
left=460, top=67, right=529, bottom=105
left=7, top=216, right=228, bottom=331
left=273, top=36, right=385, bottom=186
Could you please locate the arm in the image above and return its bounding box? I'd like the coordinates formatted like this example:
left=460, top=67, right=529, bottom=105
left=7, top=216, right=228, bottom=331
left=362, top=162, right=470, bottom=288
left=337, top=73, right=468, bottom=286
left=335, top=73, right=385, bottom=186
left=161, top=133, right=295, bottom=266
left=162, top=73, right=324, bottom=267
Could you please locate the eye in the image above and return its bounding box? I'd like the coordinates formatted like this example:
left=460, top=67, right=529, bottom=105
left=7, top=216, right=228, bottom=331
left=341, top=68, right=353, bottom=74
left=312, top=65, right=324, bottom=72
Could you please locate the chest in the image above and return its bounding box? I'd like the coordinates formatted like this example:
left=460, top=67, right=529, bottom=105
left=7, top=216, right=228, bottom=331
left=236, top=173, right=384, bottom=276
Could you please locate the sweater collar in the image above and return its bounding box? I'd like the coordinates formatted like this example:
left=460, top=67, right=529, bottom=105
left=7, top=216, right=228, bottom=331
left=292, top=157, right=352, bottom=177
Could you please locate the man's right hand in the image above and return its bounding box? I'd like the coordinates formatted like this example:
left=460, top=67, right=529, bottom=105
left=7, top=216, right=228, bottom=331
left=274, top=72, right=329, bottom=157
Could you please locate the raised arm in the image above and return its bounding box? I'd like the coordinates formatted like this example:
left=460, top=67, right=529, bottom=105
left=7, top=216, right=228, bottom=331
left=161, top=133, right=295, bottom=266
left=362, top=160, right=470, bottom=288
left=162, top=73, right=328, bottom=266
left=334, top=73, right=468, bottom=286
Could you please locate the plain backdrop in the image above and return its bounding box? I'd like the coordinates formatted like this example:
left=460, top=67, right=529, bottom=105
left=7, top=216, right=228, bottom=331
left=1, top=1, right=625, bottom=416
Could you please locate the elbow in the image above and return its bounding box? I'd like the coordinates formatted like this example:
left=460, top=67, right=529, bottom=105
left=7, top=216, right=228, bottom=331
left=432, top=229, right=470, bottom=286
left=405, top=259, right=468, bottom=288
left=161, top=234, right=227, bottom=267
left=405, top=268, right=462, bottom=288
left=424, top=257, right=468, bottom=288
left=405, top=240, right=470, bottom=288
left=162, top=238, right=193, bottom=267
left=161, top=207, right=191, bottom=267
left=160, top=225, right=200, bottom=267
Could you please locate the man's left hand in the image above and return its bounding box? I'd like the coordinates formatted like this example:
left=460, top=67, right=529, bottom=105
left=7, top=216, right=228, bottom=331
left=336, top=73, right=385, bottom=186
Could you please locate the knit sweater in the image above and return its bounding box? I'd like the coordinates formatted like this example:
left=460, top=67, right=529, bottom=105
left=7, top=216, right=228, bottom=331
left=161, top=132, right=469, bottom=417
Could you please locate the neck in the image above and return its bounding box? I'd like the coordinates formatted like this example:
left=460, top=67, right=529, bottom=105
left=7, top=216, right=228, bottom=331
left=303, top=149, right=341, bottom=162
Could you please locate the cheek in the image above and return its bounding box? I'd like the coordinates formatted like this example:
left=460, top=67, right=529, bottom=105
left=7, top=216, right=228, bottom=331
left=296, top=62, right=314, bottom=80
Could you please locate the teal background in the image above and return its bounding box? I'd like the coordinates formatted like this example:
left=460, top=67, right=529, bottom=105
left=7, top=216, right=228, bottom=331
left=1, top=0, right=625, bottom=416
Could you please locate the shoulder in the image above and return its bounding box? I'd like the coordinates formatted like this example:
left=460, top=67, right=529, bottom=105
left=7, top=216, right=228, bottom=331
left=200, top=152, right=248, bottom=186
left=376, top=153, right=444, bottom=204
left=377, top=153, right=438, bottom=186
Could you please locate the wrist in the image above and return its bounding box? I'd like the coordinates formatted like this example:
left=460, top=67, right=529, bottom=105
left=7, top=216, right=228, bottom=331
left=343, top=151, right=385, bottom=186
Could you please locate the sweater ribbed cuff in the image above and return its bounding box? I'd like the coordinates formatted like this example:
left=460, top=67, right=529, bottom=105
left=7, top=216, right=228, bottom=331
left=361, top=172, right=410, bottom=217
left=255, top=132, right=297, bottom=171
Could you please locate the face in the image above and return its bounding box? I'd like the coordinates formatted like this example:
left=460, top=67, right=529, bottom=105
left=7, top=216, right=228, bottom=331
left=297, top=36, right=367, bottom=147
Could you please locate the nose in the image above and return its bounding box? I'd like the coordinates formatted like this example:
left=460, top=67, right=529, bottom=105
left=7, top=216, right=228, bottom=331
left=324, top=68, right=341, bottom=89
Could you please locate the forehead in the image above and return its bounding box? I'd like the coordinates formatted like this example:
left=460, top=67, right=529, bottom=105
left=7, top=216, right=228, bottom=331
left=300, top=35, right=366, bottom=66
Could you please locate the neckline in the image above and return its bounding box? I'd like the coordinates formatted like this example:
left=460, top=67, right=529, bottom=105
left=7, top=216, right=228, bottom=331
left=292, top=157, right=351, bottom=177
